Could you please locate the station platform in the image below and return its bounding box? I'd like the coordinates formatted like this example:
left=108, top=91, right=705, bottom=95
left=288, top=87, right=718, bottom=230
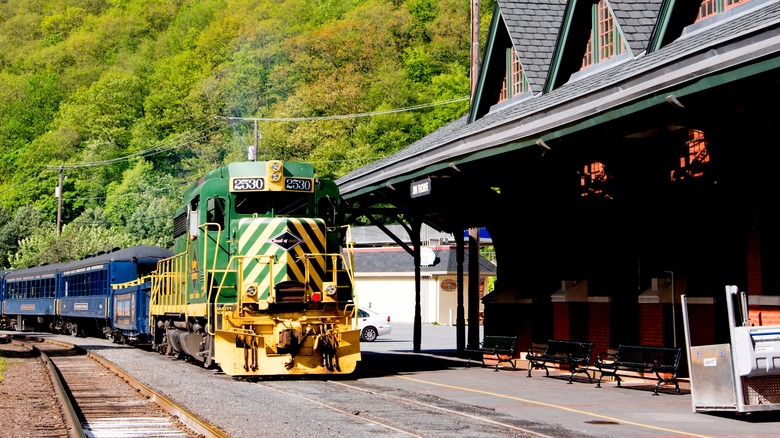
left=360, top=324, right=780, bottom=438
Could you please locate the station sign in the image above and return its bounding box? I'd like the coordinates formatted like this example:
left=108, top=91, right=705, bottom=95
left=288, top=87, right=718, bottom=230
left=410, top=177, right=431, bottom=198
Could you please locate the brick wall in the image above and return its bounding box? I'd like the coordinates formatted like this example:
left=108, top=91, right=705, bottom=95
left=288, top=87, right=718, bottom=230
left=639, top=303, right=664, bottom=346
left=553, top=302, right=570, bottom=339
left=749, top=306, right=780, bottom=326
left=588, top=301, right=610, bottom=363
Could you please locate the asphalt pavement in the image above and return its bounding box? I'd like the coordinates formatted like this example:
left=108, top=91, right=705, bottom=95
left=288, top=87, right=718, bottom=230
left=360, top=322, right=780, bottom=438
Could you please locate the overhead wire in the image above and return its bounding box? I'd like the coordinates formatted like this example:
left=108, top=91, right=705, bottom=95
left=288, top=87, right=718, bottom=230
left=6, top=96, right=468, bottom=224
left=219, top=96, right=469, bottom=123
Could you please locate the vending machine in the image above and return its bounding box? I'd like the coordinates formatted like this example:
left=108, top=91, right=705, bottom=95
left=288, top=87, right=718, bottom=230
left=682, top=285, right=780, bottom=413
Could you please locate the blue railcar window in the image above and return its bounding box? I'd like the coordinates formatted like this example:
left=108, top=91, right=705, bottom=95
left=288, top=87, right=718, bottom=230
left=9, top=277, right=56, bottom=299
left=65, top=269, right=108, bottom=296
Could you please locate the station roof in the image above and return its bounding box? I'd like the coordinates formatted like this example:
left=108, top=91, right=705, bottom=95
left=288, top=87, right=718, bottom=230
left=336, top=0, right=780, bottom=232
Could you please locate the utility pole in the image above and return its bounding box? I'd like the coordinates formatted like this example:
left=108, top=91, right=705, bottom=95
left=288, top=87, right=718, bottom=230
left=470, top=0, right=480, bottom=105
left=56, top=166, right=64, bottom=235
left=47, top=164, right=74, bottom=235
left=253, top=120, right=259, bottom=161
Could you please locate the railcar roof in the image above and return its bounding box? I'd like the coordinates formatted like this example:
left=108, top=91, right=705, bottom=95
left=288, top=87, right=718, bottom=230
left=3, top=246, right=173, bottom=280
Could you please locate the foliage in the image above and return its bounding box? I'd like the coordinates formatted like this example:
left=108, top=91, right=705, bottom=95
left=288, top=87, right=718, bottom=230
left=0, top=0, right=492, bottom=265
left=10, top=209, right=141, bottom=269
left=0, top=205, right=49, bottom=269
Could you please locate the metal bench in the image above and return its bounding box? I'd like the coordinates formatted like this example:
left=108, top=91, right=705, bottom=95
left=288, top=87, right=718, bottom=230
left=465, top=335, right=517, bottom=371
left=595, top=344, right=682, bottom=395
left=525, top=339, right=595, bottom=383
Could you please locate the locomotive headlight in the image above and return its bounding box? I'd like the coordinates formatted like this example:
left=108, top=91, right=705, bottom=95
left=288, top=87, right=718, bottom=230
left=244, top=283, right=259, bottom=301
left=325, top=283, right=337, bottom=296
left=267, top=161, right=283, bottom=184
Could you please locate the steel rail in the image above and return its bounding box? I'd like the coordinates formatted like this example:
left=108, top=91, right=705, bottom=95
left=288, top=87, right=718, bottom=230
left=38, top=337, right=229, bottom=438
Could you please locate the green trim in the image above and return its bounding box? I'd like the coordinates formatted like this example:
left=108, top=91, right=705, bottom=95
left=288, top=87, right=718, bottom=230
left=344, top=54, right=780, bottom=200
left=469, top=3, right=503, bottom=124
left=649, top=0, right=675, bottom=52
left=546, top=0, right=579, bottom=93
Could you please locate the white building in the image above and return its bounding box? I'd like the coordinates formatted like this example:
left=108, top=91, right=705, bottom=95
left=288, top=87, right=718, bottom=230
left=350, top=245, right=497, bottom=325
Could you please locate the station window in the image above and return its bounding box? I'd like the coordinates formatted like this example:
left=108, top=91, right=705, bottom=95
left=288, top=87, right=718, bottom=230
left=498, top=47, right=530, bottom=103
left=580, top=161, right=609, bottom=198
left=696, top=0, right=749, bottom=22
left=581, top=0, right=625, bottom=69
left=671, top=129, right=710, bottom=182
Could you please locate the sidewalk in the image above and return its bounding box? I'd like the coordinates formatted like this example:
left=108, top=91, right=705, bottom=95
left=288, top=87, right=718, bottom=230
left=361, top=323, right=780, bottom=437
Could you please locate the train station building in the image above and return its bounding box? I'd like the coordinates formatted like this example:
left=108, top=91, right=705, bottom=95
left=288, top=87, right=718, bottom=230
left=350, top=225, right=496, bottom=324
left=336, top=0, right=780, bottom=361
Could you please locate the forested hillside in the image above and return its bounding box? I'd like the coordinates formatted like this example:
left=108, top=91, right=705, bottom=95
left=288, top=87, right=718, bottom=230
left=0, top=0, right=492, bottom=268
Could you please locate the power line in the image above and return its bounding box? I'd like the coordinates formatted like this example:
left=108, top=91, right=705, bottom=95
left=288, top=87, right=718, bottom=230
left=219, top=96, right=469, bottom=123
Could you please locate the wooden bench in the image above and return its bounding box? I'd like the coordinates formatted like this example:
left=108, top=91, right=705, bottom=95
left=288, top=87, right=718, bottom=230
left=465, top=335, right=517, bottom=371
left=525, top=339, right=595, bottom=384
left=595, top=344, right=682, bottom=395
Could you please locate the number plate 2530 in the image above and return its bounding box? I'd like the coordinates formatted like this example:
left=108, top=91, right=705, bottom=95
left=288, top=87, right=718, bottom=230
left=231, top=177, right=265, bottom=191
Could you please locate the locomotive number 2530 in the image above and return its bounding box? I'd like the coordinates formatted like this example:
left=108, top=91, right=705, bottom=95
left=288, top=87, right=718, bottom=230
left=284, top=178, right=313, bottom=192
left=232, top=177, right=265, bottom=191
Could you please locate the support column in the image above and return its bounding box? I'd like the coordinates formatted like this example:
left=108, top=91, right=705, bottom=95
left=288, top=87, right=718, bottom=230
left=587, top=297, right=611, bottom=362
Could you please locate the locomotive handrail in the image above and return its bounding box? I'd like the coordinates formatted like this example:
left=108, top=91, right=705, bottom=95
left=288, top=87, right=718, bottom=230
left=342, top=225, right=355, bottom=276
left=300, top=253, right=356, bottom=289
left=150, top=252, right=188, bottom=314
left=207, top=254, right=275, bottom=336
left=113, top=276, right=152, bottom=289
left=206, top=250, right=355, bottom=336
left=200, top=221, right=223, bottom=306
left=200, top=221, right=223, bottom=332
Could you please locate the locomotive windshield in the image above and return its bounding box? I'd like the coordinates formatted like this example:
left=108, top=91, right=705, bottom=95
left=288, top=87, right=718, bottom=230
left=234, top=191, right=311, bottom=217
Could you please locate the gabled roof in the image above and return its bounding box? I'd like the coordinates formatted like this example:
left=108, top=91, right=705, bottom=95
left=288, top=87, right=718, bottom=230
left=351, top=247, right=497, bottom=275
left=610, top=0, right=665, bottom=56
left=499, top=0, right=567, bottom=91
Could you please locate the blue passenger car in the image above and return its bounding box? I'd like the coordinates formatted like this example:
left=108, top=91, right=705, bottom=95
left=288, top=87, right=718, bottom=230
left=0, top=246, right=172, bottom=336
left=0, top=270, right=10, bottom=329
left=111, top=278, right=154, bottom=345
left=3, top=264, right=59, bottom=331
left=56, top=246, right=172, bottom=337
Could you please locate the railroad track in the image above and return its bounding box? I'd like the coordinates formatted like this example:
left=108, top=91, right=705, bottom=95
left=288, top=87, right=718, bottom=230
left=3, top=335, right=227, bottom=438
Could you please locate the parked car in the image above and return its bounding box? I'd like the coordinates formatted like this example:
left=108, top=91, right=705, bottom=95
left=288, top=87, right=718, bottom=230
left=357, top=307, right=392, bottom=341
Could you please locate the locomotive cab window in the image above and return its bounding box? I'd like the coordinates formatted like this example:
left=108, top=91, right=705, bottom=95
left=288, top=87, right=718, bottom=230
left=275, top=192, right=310, bottom=217
left=234, top=192, right=270, bottom=215
left=234, top=192, right=310, bottom=217
left=206, top=197, right=226, bottom=231
left=318, top=196, right=337, bottom=226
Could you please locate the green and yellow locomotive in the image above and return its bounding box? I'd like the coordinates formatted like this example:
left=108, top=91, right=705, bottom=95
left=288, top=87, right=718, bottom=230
left=149, top=160, right=361, bottom=376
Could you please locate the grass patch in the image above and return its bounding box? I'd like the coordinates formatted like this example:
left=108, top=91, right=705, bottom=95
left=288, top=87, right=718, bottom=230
left=0, top=352, right=6, bottom=383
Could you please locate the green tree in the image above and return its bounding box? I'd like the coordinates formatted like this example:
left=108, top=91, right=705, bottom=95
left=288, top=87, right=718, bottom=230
left=0, top=205, right=49, bottom=268
left=10, top=208, right=139, bottom=269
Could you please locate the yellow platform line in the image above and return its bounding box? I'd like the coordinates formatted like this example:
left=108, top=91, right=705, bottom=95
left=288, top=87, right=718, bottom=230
left=395, top=375, right=711, bottom=438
